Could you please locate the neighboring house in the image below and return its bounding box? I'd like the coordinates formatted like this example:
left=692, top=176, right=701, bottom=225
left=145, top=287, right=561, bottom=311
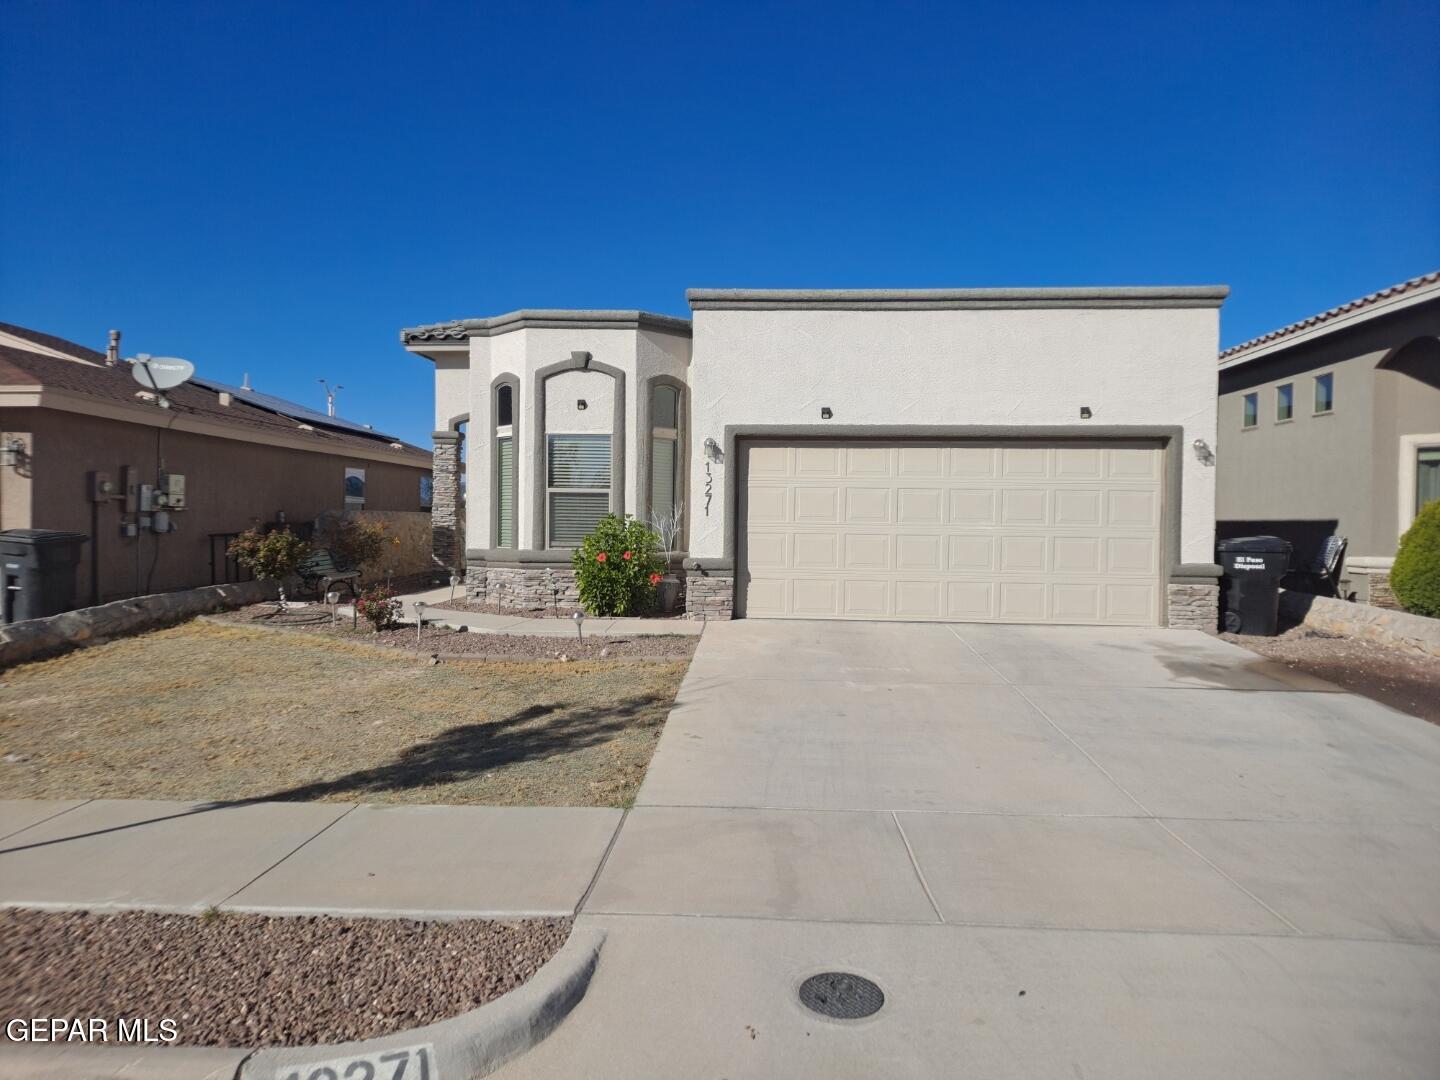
left=0, top=322, right=433, bottom=610
left=1216, top=272, right=1440, bottom=604
left=404, top=286, right=1226, bottom=628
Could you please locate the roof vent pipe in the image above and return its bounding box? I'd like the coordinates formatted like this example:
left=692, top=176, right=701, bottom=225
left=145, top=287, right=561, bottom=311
left=106, top=330, right=120, bottom=367
left=242, top=372, right=252, bottom=390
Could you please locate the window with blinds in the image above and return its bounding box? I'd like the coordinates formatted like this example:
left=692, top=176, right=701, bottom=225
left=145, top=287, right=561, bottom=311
left=496, top=436, right=515, bottom=547
left=548, top=434, right=611, bottom=546
left=1418, top=446, right=1440, bottom=515
left=649, top=384, right=681, bottom=540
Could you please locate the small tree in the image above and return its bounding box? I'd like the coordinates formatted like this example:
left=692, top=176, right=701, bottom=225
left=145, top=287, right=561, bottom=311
left=572, top=514, right=665, bottom=616
left=323, top=517, right=399, bottom=579
left=649, top=506, right=684, bottom=556
left=228, top=527, right=312, bottom=613
left=1391, top=499, right=1440, bottom=617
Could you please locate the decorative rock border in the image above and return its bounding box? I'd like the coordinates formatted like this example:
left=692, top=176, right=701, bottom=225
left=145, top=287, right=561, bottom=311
left=0, top=927, right=604, bottom=1080
left=0, top=580, right=279, bottom=670
left=1279, top=589, right=1440, bottom=659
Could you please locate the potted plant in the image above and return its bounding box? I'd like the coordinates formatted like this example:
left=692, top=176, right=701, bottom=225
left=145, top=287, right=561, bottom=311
left=648, top=508, right=684, bottom=614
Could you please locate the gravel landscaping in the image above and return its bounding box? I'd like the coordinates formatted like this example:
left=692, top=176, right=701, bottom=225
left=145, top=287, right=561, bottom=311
left=431, top=596, right=687, bottom=622
left=209, top=603, right=697, bottom=660
left=0, top=620, right=689, bottom=805
left=0, top=908, right=570, bottom=1047
left=1224, top=622, right=1440, bottom=725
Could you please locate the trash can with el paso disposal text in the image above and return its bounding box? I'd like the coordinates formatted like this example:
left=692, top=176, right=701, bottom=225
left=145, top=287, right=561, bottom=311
left=1216, top=536, right=1293, bottom=635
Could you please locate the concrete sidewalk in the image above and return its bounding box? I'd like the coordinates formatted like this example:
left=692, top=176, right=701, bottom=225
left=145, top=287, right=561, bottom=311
left=343, top=586, right=703, bottom=637
left=0, top=799, right=621, bottom=918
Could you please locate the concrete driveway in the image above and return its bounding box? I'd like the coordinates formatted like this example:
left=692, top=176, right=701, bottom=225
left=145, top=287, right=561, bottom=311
left=500, top=622, right=1440, bottom=1079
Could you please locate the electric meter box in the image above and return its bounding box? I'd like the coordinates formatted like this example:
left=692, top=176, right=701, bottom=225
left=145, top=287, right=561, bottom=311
left=154, top=473, right=187, bottom=510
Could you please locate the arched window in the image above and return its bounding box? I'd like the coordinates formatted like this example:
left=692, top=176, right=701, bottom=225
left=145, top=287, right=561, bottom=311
left=649, top=383, right=682, bottom=546
left=495, top=383, right=517, bottom=548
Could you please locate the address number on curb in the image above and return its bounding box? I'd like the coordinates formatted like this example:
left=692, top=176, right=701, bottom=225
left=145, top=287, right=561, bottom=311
left=276, top=1043, right=436, bottom=1080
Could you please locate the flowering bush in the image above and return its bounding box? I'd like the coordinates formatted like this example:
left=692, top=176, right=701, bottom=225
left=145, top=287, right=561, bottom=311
left=227, top=526, right=312, bottom=611
left=572, top=514, right=664, bottom=616
left=355, top=584, right=402, bottom=631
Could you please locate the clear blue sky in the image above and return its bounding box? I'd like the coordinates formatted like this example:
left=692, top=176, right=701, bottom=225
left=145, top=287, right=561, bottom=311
left=3, top=1, right=1437, bottom=447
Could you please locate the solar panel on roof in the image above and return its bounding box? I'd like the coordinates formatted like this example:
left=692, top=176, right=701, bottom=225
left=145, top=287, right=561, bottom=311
left=191, top=376, right=400, bottom=441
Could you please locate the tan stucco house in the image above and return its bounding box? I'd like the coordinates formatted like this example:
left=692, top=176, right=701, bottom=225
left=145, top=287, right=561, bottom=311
left=1216, top=272, right=1440, bottom=604
left=0, top=322, right=433, bottom=609
left=405, top=285, right=1228, bottom=628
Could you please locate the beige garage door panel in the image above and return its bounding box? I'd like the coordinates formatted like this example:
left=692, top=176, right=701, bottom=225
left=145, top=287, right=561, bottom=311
left=740, top=442, right=1162, bottom=625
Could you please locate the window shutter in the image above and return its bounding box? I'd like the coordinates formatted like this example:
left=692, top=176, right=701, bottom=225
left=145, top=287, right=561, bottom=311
left=650, top=436, right=676, bottom=522
left=497, top=436, right=515, bottom=547
left=549, top=492, right=610, bottom=546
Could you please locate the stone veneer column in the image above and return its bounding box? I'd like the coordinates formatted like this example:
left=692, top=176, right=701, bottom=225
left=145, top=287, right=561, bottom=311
left=431, top=430, right=464, bottom=571
left=683, top=560, right=734, bottom=620
left=1167, top=564, right=1222, bottom=632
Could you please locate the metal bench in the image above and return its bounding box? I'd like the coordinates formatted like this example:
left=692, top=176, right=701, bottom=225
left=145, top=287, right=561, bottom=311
left=297, top=548, right=360, bottom=601
left=1283, top=535, right=1348, bottom=597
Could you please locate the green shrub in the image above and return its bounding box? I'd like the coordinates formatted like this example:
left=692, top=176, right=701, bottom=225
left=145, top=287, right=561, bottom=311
left=227, top=527, right=312, bottom=610
left=355, top=584, right=402, bottom=631
left=1391, top=499, right=1440, bottom=617
left=572, top=514, right=665, bottom=616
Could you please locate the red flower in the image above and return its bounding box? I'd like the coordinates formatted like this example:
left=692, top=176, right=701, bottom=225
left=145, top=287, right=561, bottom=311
left=649, top=573, right=662, bottom=584
left=596, top=552, right=607, bottom=563
left=622, top=551, right=633, bottom=561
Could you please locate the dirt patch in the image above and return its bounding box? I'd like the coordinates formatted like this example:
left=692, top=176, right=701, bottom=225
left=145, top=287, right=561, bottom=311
left=0, top=908, right=569, bottom=1047
left=0, top=621, right=689, bottom=805
left=1223, top=623, right=1440, bottom=725
left=431, top=596, right=687, bottom=622
left=208, top=604, right=698, bottom=660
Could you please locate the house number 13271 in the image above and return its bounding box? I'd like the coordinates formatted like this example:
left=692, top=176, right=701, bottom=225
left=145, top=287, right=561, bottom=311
left=277, top=1044, right=434, bottom=1080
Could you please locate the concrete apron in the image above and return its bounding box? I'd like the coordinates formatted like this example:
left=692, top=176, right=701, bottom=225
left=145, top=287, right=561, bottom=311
left=0, top=928, right=605, bottom=1080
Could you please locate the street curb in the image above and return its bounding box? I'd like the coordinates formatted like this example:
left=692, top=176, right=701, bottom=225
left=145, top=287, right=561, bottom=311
left=0, top=927, right=604, bottom=1080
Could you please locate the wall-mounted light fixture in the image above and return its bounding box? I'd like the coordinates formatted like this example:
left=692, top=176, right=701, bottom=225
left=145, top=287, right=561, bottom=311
left=820, top=407, right=833, bottom=419
left=1080, top=406, right=1092, bottom=419
left=0, top=439, right=24, bottom=469
left=703, top=437, right=723, bottom=463
left=1192, top=438, right=1215, bottom=465
left=576, top=399, right=588, bottom=411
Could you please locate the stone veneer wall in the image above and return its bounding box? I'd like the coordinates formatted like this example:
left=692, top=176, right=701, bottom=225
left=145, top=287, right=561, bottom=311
left=1166, top=583, right=1219, bottom=632
left=466, top=565, right=582, bottom=615
left=431, top=432, right=463, bottom=572
left=685, top=573, right=734, bottom=620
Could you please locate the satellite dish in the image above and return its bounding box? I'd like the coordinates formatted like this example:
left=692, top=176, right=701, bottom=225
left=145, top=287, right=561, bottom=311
left=130, top=355, right=195, bottom=391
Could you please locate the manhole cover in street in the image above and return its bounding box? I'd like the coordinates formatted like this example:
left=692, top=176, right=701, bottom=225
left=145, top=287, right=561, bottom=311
left=798, top=971, right=885, bottom=1019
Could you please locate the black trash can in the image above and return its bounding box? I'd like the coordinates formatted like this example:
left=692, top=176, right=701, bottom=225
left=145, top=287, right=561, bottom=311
left=1216, top=535, right=1293, bottom=635
left=0, top=529, right=90, bottom=624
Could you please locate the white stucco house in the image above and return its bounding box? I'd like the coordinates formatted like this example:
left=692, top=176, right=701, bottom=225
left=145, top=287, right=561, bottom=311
left=402, top=286, right=1228, bottom=628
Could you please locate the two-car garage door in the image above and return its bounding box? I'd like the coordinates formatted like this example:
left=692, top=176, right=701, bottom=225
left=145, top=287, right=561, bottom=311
left=738, top=439, right=1164, bottom=625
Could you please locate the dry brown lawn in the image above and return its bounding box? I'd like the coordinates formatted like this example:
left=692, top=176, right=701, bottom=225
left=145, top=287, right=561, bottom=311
left=0, top=621, right=689, bottom=806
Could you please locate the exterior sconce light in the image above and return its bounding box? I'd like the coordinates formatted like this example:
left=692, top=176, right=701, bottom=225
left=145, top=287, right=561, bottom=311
left=703, top=437, right=722, bottom=463
left=1192, top=438, right=1215, bottom=465
left=576, top=399, right=588, bottom=411
left=820, top=407, right=833, bottom=419
left=1080, top=406, right=1092, bottom=419
left=1, top=439, right=25, bottom=468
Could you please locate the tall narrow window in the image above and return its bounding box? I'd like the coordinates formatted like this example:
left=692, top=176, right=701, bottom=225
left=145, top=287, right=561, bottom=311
left=1276, top=383, right=1294, bottom=422
left=548, top=434, right=611, bottom=545
left=495, top=385, right=516, bottom=548
left=1314, top=372, right=1334, bottom=414
left=1418, top=447, right=1440, bottom=515
left=1242, top=392, right=1258, bottom=429
left=649, top=385, right=681, bottom=541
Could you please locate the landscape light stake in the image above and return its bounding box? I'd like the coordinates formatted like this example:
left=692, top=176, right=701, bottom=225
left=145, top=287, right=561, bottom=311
left=414, top=600, right=427, bottom=653
left=449, top=573, right=460, bottom=604
left=572, top=609, right=585, bottom=640
left=326, top=590, right=340, bottom=625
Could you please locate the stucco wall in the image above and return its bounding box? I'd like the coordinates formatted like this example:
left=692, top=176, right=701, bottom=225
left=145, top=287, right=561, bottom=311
left=5, top=408, right=431, bottom=605
left=446, top=325, right=693, bottom=552
left=685, top=306, right=1221, bottom=566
